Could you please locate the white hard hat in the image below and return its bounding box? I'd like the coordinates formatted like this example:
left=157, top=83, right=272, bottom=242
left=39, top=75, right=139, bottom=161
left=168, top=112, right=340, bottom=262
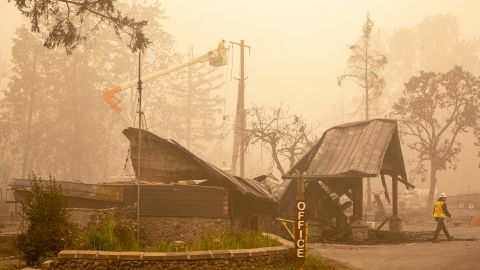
left=440, top=192, right=447, bottom=198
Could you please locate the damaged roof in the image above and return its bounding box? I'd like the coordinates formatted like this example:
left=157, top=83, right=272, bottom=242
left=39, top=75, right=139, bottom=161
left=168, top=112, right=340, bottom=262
left=10, top=178, right=124, bottom=203
left=123, top=128, right=275, bottom=201
left=284, top=119, right=411, bottom=187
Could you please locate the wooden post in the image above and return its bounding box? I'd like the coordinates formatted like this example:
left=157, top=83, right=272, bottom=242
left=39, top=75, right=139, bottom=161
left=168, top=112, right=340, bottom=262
left=136, top=51, right=143, bottom=243
left=353, top=178, right=363, bottom=222
left=389, top=175, right=402, bottom=232
left=392, top=175, right=398, bottom=216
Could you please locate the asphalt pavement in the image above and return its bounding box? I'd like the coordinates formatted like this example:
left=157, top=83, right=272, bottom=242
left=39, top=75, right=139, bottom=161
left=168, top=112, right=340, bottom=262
left=309, top=224, right=480, bottom=270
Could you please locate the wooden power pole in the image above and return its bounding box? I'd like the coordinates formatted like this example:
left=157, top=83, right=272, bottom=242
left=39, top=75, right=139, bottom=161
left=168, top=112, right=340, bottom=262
left=230, top=40, right=250, bottom=177
left=136, top=51, right=143, bottom=243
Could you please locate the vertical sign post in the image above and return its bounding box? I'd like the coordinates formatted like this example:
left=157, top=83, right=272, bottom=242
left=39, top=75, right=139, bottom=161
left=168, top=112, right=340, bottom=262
left=294, top=172, right=306, bottom=259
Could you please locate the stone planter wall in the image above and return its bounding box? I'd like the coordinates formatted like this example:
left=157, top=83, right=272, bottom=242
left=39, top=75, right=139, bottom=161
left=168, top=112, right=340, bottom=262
left=140, top=216, right=231, bottom=244
left=67, top=208, right=232, bottom=245
left=50, top=246, right=295, bottom=270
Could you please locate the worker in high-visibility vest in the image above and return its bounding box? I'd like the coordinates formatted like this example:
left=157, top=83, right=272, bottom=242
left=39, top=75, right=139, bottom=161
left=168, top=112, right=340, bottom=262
left=432, top=192, right=453, bottom=242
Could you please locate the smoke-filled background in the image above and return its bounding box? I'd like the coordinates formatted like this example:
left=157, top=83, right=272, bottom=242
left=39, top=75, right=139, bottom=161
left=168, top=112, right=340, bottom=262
left=1, top=0, right=479, bottom=199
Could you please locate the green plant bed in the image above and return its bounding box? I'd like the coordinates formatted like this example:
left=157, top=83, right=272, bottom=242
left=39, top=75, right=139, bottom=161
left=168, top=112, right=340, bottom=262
left=146, top=231, right=281, bottom=252
left=74, top=213, right=280, bottom=252
left=80, top=228, right=280, bottom=252
left=0, top=236, right=17, bottom=256
left=79, top=214, right=138, bottom=251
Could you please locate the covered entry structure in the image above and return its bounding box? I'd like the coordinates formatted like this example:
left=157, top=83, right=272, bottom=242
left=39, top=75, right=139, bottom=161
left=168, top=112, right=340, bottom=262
left=280, top=119, right=414, bottom=240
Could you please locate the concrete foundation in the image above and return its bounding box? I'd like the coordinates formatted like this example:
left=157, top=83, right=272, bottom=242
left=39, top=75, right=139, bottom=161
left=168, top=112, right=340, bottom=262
left=389, top=215, right=402, bottom=232
left=351, top=222, right=369, bottom=241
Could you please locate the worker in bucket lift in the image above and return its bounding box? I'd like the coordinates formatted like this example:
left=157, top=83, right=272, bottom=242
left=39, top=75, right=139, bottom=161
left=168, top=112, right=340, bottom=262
left=432, top=192, right=453, bottom=242
left=217, top=40, right=227, bottom=64
left=208, top=40, right=227, bottom=66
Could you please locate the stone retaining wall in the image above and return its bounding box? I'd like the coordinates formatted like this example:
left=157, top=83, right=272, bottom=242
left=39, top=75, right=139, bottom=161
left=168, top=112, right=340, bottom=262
left=50, top=246, right=295, bottom=270
left=67, top=209, right=232, bottom=245
left=140, top=216, right=231, bottom=244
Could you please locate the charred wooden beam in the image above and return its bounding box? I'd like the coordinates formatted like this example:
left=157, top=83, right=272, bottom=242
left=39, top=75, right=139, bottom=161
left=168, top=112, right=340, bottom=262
left=352, top=178, right=363, bottom=222
left=392, top=175, right=398, bottom=216
left=380, top=174, right=391, bottom=204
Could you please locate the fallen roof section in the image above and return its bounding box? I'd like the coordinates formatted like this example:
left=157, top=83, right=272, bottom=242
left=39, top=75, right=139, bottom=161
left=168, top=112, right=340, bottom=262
left=123, top=128, right=275, bottom=201
left=10, top=178, right=124, bottom=203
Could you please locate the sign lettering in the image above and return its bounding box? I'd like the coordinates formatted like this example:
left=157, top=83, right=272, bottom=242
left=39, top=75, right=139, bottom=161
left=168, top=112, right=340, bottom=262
left=295, top=200, right=306, bottom=258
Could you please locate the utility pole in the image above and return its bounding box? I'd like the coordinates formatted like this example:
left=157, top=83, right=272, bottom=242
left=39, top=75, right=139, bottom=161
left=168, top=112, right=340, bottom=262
left=186, top=46, right=193, bottom=150
left=364, top=17, right=372, bottom=210
left=136, top=51, right=143, bottom=243
left=230, top=40, right=250, bottom=177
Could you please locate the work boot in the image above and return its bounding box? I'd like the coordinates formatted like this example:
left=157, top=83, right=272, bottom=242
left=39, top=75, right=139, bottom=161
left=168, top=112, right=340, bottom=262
left=447, top=236, right=454, bottom=241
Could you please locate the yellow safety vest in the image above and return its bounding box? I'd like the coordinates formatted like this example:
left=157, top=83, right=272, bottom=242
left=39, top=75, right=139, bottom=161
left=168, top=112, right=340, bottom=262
left=433, top=201, right=446, bottom=219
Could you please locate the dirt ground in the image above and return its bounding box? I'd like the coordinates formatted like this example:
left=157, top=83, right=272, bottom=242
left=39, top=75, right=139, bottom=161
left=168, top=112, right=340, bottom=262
left=309, top=223, right=480, bottom=270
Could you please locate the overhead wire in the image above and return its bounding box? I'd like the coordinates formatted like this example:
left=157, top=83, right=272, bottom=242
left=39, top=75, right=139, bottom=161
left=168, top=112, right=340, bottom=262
left=220, top=42, right=234, bottom=166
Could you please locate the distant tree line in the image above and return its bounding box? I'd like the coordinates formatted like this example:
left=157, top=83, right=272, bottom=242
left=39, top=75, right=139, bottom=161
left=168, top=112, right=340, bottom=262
left=339, top=14, right=480, bottom=206
left=0, top=2, right=224, bottom=183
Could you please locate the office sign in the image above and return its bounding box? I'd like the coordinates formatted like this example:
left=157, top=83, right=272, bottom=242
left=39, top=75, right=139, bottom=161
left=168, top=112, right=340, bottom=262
left=295, top=200, right=306, bottom=258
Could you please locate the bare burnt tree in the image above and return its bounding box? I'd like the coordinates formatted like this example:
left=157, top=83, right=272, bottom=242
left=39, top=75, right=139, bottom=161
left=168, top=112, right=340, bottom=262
left=338, top=14, right=387, bottom=207
left=9, top=0, right=150, bottom=53
left=246, top=105, right=316, bottom=176
left=391, top=66, right=480, bottom=206
left=338, top=14, right=388, bottom=117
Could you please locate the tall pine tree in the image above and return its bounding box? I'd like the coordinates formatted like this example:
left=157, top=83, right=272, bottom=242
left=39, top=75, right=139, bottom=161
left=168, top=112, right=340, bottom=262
left=0, top=2, right=176, bottom=182
left=158, top=47, right=224, bottom=153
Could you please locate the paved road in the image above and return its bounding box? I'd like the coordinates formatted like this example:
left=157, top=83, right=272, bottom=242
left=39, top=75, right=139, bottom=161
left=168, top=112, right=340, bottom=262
left=309, top=224, right=480, bottom=270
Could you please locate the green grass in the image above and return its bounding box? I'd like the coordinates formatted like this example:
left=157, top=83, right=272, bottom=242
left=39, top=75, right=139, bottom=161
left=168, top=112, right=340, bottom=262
left=0, top=236, right=16, bottom=256
left=74, top=213, right=280, bottom=252
left=81, top=214, right=138, bottom=251
left=191, top=231, right=279, bottom=251
left=77, top=226, right=280, bottom=252
left=144, top=231, right=280, bottom=252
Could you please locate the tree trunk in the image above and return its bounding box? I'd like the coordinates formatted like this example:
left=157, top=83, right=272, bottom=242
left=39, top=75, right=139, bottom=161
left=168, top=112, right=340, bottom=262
left=289, top=149, right=296, bottom=169
left=270, top=142, right=285, bottom=176
left=21, top=55, right=37, bottom=178
left=427, top=163, right=438, bottom=208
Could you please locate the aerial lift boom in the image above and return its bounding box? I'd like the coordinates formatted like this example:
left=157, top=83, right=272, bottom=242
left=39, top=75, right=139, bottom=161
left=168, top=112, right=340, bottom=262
left=103, top=41, right=227, bottom=125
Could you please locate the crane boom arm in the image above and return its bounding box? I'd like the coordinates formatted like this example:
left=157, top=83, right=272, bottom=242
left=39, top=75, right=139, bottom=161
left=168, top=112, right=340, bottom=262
left=116, top=52, right=210, bottom=93
left=102, top=41, right=227, bottom=126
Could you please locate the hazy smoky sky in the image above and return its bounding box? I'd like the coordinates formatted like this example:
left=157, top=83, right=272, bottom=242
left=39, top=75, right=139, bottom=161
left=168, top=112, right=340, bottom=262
left=1, top=0, right=479, bottom=193
left=1, top=0, right=479, bottom=125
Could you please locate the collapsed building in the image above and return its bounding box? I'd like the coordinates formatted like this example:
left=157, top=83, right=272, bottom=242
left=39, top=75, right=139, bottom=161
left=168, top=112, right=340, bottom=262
left=122, top=127, right=278, bottom=243
left=10, top=128, right=277, bottom=244
left=10, top=119, right=414, bottom=243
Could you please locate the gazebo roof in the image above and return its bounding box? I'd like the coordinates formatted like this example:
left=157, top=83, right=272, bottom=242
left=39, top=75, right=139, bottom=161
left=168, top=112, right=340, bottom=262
left=284, top=119, right=412, bottom=188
